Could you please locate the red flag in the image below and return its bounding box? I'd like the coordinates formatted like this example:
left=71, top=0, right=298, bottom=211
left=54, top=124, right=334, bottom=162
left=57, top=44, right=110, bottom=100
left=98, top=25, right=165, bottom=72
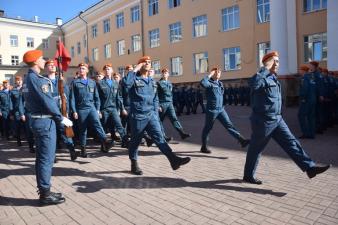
left=54, top=39, right=71, bottom=71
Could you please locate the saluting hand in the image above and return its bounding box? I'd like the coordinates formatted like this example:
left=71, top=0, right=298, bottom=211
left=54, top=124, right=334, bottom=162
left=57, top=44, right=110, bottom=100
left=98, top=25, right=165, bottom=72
left=121, top=109, right=128, bottom=116
left=209, top=70, right=215, bottom=78
left=133, top=62, right=145, bottom=72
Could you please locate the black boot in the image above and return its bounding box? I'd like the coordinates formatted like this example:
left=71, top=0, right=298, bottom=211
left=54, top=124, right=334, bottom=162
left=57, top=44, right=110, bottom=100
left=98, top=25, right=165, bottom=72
left=80, top=146, right=87, bottom=158
left=131, top=159, right=143, bottom=175
left=39, top=189, right=65, bottom=206
left=168, top=154, right=191, bottom=170
left=165, top=136, right=173, bottom=142
left=101, top=139, right=113, bottom=153
left=178, top=129, right=191, bottom=140
left=306, top=164, right=331, bottom=179
left=17, top=138, right=22, bottom=147
left=68, top=145, right=78, bottom=161
left=243, top=176, right=263, bottom=185
left=239, top=137, right=250, bottom=148
left=121, top=136, right=129, bottom=148
left=145, top=135, right=154, bottom=147
left=200, top=145, right=211, bottom=154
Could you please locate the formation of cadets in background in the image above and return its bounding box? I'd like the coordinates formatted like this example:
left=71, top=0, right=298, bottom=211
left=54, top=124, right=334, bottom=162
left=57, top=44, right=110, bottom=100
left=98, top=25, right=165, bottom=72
left=0, top=61, right=338, bottom=158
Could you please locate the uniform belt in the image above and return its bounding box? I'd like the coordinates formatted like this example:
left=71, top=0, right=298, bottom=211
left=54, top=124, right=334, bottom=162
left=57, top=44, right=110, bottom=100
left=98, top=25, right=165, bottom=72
left=31, top=114, right=53, bottom=118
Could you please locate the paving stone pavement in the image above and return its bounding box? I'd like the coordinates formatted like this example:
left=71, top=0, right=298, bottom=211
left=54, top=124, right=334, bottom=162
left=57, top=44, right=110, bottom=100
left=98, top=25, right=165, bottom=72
left=0, top=106, right=337, bottom=225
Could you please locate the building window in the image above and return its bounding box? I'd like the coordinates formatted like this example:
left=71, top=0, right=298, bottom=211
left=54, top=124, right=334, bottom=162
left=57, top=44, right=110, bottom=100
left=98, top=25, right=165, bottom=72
left=257, top=42, right=270, bottom=67
left=149, top=28, right=160, bottom=48
left=257, top=0, right=270, bottom=23
left=148, top=0, right=159, bottom=16
left=5, top=74, right=14, bottom=85
left=42, top=38, right=49, bottom=49
left=222, top=5, right=240, bottom=31
left=223, top=47, right=241, bottom=71
left=304, top=0, right=327, bottom=12
left=92, top=48, right=99, bottom=62
left=91, top=24, right=98, bottom=38
left=194, top=52, right=208, bottom=74
left=169, top=0, right=181, bottom=8
left=304, top=33, right=327, bottom=62
left=131, top=34, right=141, bottom=52
left=0, top=55, right=2, bottom=65
left=26, top=37, right=34, bottom=48
left=77, top=42, right=81, bottom=55
left=103, top=19, right=110, bottom=33
left=116, top=12, right=124, bottom=28
left=131, top=5, right=140, bottom=23
left=71, top=46, right=75, bottom=57
left=169, top=22, right=182, bottom=43
left=11, top=55, right=19, bottom=66
left=104, top=43, right=111, bottom=59
left=117, top=40, right=125, bottom=56
left=83, top=35, right=87, bottom=48
left=193, top=15, right=208, bottom=37
left=151, top=60, right=161, bottom=76
left=10, top=35, right=18, bottom=47
left=170, top=56, right=183, bottom=76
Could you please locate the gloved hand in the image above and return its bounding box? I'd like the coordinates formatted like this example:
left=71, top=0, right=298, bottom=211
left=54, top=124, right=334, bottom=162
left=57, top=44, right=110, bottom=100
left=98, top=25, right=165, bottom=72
left=61, top=117, right=73, bottom=127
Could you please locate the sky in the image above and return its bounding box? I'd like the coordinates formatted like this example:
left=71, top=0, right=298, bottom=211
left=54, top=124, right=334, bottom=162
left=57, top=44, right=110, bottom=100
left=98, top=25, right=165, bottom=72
left=0, top=0, right=100, bottom=24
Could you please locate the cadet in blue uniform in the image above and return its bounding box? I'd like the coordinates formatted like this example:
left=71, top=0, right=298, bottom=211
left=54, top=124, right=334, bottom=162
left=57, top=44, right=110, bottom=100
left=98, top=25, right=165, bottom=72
left=45, top=60, right=77, bottom=161
left=194, top=85, right=205, bottom=113
left=243, top=51, right=330, bottom=185
left=123, top=56, right=190, bottom=175
left=22, top=50, right=73, bottom=205
left=157, top=68, right=191, bottom=140
left=10, top=76, right=25, bottom=146
left=97, top=64, right=128, bottom=148
left=70, top=63, right=112, bottom=157
left=298, top=65, right=316, bottom=139
left=200, top=67, right=249, bottom=154
left=0, top=80, right=12, bottom=140
left=121, top=65, right=133, bottom=138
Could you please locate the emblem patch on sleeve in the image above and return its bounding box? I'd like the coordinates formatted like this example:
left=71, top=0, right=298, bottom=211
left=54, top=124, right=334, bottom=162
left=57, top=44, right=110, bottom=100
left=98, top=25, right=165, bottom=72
left=41, top=84, right=49, bottom=93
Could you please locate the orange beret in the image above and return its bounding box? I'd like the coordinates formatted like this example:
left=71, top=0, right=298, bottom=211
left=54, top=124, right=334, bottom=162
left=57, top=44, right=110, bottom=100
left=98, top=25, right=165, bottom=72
left=211, top=66, right=220, bottom=72
left=78, top=63, right=89, bottom=68
left=262, top=51, right=279, bottom=64
left=299, top=65, right=309, bottom=72
left=309, top=61, right=319, bottom=67
left=3, top=80, right=9, bottom=84
left=23, top=50, right=43, bottom=64
left=103, top=64, right=112, bottom=70
left=125, top=65, right=133, bottom=70
left=113, top=72, right=121, bottom=78
left=161, top=68, right=169, bottom=73
left=15, top=76, right=22, bottom=81
left=322, top=68, right=328, bottom=73
left=45, top=59, right=56, bottom=66
left=138, top=56, right=151, bottom=64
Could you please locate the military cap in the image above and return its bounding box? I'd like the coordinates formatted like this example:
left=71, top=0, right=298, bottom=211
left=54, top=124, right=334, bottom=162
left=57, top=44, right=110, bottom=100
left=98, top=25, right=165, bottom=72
left=3, top=80, right=9, bottom=84
left=309, top=61, right=319, bottom=67
left=262, top=51, right=279, bottom=64
left=125, top=65, right=133, bottom=70
left=15, top=76, right=23, bottom=81
left=78, top=63, right=89, bottom=68
left=103, top=64, right=112, bottom=70
left=138, top=56, right=151, bottom=64
left=211, top=66, right=220, bottom=72
left=23, top=50, right=43, bottom=64
left=45, top=59, right=56, bottom=66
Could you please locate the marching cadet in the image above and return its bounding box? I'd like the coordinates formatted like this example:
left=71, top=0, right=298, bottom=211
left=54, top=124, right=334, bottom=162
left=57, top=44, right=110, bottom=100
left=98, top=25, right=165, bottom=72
left=0, top=80, right=13, bottom=140
left=123, top=56, right=191, bottom=175
left=239, top=82, right=246, bottom=106
left=200, top=67, right=249, bottom=154
left=97, top=64, right=128, bottom=148
left=70, top=63, right=112, bottom=157
left=157, top=68, right=191, bottom=140
left=233, top=83, right=239, bottom=106
left=10, top=76, right=25, bottom=146
left=22, top=50, right=73, bottom=205
left=177, top=85, right=187, bottom=116
left=298, top=65, right=316, bottom=139
left=121, top=65, right=133, bottom=137
left=227, top=83, right=234, bottom=105
left=0, top=84, right=3, bottom=137
left=243, top=51, right=330, bottom=185
left=45, top=60, right=77, bottom=161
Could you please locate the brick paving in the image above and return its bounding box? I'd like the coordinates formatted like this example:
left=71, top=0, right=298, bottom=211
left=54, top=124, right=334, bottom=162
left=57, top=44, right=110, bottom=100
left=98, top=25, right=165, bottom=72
left=0, top=106, right=337, bottom=225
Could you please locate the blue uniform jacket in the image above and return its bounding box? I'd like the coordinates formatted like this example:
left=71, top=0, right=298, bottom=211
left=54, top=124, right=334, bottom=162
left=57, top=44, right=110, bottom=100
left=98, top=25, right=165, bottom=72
left=0, top=90, right=13, bottom=118
left=10, top=87, right=24, bottom=119
left=200, top=76, right=224, bottom=112
left=22, top=69, right=63, bottom=122
left=299, top=73, right=317, bottom=104
left=121, top=76, right=131, bottom=108
left=70, top=78, right=100, bottom=113
left=123, top=71, right=159, bottom=119
left=249, top=67, right=282, bottom=118
left=97, top=78, right=122, bottom=110
left=157, top=79, right=173, bottom=103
